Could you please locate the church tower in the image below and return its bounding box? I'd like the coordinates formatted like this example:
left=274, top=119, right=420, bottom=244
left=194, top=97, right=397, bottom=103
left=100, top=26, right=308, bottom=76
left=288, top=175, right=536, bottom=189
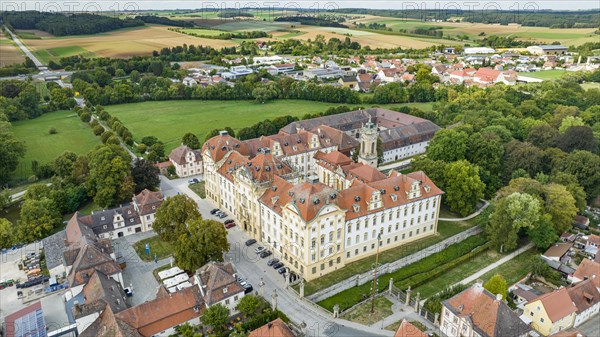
left=358, top=116, right=379, bottom=168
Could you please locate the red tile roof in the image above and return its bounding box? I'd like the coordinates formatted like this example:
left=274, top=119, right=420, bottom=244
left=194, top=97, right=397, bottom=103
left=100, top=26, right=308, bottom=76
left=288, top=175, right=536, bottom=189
left=530, top=287, right=578, bottom=322
left=394, top=320, right=428, bottom=337
left=248, top=318, right=296, bottom=337
left=567, top=279, right=600, bottom=314
left=169, top=145, right=202, bottom=165
left=573, top=259, right=600, bottom=289
left=197, top=262, right=245, bottom=305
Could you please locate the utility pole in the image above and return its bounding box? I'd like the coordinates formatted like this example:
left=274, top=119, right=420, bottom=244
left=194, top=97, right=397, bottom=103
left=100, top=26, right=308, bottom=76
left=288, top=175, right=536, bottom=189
left=368, top=233, right=382, bottom=325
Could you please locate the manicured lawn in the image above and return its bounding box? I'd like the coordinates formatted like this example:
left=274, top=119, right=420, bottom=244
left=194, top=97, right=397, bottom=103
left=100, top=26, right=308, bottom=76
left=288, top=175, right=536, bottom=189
left=189, top=181, right=206, bottom=198
left=300, top=218, right=479, bottom=296
left=106, top=100, right=433, bottom=153
left=476, top=248, right=539, bottom=286
left=342, top=296, right=394, bottom=325
left=133, top=235, right=174, bottom=262
left=11, top=110, right=101, bottom=179
left=521, top=70, right=567, bottom=80
left=413, top=249, right=502, bottom=299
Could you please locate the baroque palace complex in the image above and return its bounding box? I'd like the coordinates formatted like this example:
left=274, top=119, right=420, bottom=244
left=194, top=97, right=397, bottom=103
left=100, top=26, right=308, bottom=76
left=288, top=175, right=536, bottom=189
left=202, top=108, right=444, bottom=281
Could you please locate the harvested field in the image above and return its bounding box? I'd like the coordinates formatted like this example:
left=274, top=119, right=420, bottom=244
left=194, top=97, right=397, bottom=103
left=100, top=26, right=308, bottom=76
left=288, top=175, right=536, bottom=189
left=21, top=25, right=237, bottom=60
left=0, top=30, right=24, bottom=66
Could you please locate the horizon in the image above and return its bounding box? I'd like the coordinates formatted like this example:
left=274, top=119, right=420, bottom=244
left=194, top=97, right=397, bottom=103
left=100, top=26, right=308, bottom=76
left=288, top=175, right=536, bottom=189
left=1, top=1, right=599, bottom=12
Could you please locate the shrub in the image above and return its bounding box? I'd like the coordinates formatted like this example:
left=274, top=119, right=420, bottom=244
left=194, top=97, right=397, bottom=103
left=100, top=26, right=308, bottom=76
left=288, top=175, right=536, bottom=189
left=92, top=125, right=104, bottom=136
left=100, top=131, right=115, bottom=143
left=48, top=127, right=57, bottom=134
left=80, top=112, right=91, bottom=123
left=167, top=165, right=176, bottom=175
left=137, top=144, right=147, bottom=153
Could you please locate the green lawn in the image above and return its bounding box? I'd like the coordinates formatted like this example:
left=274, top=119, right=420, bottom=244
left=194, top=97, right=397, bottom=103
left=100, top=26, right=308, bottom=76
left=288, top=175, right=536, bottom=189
left=521, top=70, right=567, bottom=80
left=188, top=181, right=206, bottom=198
left=133, top=235, right=174, bottom=262
left=33, top=46, right=96, bottom=64
left=476, top=248, right=539, bottom=286
left=106, top=100, right=433, bottom=153
left=11, top=110, right=101, bottom=179
left=413, top=249, right=502, bottom=299
left=342, top=296, right=394, bottom=325
left=300, top=217, right=479, bottom=296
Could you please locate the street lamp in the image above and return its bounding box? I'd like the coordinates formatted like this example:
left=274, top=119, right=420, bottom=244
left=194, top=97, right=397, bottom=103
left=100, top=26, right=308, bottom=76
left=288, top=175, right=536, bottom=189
left=368, top=232, right=382, bottom=325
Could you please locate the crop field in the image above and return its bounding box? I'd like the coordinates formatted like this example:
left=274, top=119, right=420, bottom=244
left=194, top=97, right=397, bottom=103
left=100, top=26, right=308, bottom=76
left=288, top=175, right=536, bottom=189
left=0, top=30, right=24, bottom=66
left=347, top=15, right=597, bottom=46
left=106, top=100, right=433, bottom=152
left=21, top=25, right=237, bottom=60
left=11, top=110, right=101, bottom=179
left=33, top=46, right=97, bottom=64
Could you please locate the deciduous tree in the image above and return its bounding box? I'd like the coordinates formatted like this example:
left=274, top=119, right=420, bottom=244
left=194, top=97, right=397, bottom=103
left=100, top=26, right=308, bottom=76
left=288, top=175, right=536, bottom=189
left=528, top=214, right=558, bottom=250
left=426, top=129, right=469, bottom=162
left=132, top=159, right=160, bottom=193
left=0, top=121, right=26, bottom=185
left=173, top=218, right=229, bottom=271
left=153, top=194, right=201, bottom=242
left=484, top=274, right=507, bottom=300
left=86, top=144, right=134, bottom=208
left=0, top=218, right=14, bottom=249
left=19, top=198, right=61, bottom=242
left=558, top=150, right=600, bottom=199
left=236, top=295, right=261, bottom=318
left=201, top=304, right=230, bottom=333
left=486, top=192, right=541, bottom=252
left=181, top=133, right=200, bottom=149
left=443, top=160, right=485, bottom=217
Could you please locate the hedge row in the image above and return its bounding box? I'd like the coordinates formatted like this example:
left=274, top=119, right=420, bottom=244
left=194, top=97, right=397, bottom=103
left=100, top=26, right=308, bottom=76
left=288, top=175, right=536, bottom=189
left=317, top=235, right=488, bottom=312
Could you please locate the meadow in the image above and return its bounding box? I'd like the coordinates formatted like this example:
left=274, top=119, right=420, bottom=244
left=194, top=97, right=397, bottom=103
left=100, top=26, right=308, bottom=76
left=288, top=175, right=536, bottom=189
left=11, top=110, right=101, bottom=179
left=106, top=100, right=433, bottom=152
left=521, top=70, right=568, bottom=80
left=0, top=30, right=24, bottom=66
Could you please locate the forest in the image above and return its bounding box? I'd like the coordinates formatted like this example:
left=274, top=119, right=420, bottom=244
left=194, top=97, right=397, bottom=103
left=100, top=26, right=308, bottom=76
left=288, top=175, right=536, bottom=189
left=135, top=15, right=194, bottom=27
left=2, top=11, right=144, bottom=36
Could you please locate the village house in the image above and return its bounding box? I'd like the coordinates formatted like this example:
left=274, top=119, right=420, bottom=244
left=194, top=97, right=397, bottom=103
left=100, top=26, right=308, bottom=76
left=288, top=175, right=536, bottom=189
left=195, top=262, right=246, bottom=313
left=523, top=287, right=578, bottom=336
left=569, top=259, right=600, bottom=291
left=338, top=76, right=358, bottom=89
left=168, top=144, right=203, bottom=177
left=566, top=279, right=600, bottom=327
left=248, top=318, right=297, bottom=337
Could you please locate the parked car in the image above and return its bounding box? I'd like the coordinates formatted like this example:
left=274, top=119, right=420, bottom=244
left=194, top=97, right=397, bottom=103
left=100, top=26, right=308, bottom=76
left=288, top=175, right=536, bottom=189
left=245, top=239, right=257, bottom=246
left=254, top=246, right=265, bottom=254
left=218, top=213, right=227, bottom=219
left=243, top=284, right=253, bottom=294
left=224, top=222, right=236, bottom=229
left=210, top=209, right=220, bottom=215
left=224, top=219, right=234, bottom=225
left=260, top=250, right=272, bottom=258
left=267, top=258, right=279, bottom=266
left=278, top=267, right=287, bottom=275
left=272, top=262, right=284, bottom=269
left=187, top=178, right=199, bottom=184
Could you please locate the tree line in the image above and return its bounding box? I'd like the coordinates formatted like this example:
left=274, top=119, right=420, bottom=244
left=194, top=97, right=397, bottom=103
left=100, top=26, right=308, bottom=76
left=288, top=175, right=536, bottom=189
left=2, top=11, right=143, bottom=36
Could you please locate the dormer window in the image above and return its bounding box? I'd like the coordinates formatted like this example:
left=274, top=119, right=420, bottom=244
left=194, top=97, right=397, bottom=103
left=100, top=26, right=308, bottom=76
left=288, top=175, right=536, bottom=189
left=223, top=287, right=228, bottom=294
left=101, top=216, right=105, bottom=221
left=103, top=225, right=107, bottom=229
left=152, top=206, right=156, bottom=209
left=130, top=218, right=134, bottom=223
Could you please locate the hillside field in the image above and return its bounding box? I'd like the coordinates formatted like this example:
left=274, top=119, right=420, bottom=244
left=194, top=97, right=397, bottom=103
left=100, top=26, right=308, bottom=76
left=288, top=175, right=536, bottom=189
left=11, top=110, right=101, bottom=179
left=106, top=100, right=433, bottom=152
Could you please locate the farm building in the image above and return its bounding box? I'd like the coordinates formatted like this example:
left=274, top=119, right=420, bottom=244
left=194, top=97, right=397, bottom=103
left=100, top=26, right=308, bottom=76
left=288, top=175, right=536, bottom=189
left=527, top=45, right=568, bottom=56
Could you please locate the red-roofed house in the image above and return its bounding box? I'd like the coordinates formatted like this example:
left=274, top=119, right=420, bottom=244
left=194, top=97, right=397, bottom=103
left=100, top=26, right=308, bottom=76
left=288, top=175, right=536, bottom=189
left=394, top=320, right=428, bottom=337
left=524, top=287, right=578, bottom=336
left=168, top=144, right=203, bottom=177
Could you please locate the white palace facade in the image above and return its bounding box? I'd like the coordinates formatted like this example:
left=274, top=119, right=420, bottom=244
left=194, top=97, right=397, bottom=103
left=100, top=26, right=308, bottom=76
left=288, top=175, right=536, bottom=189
left=202, top=108, right=443, bottom=281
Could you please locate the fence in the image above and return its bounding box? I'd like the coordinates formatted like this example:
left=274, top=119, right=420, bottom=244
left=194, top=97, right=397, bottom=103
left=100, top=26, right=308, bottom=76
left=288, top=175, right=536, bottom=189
left=307, top=226, right=482, bottom=302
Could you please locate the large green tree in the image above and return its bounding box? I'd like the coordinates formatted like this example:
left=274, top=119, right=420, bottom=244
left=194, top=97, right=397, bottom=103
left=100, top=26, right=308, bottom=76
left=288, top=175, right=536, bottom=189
left=153, top=194, right=201, bottom=242
left=543, top=184, right=577, bottom=234
left=557, top=150, right=600, bottom=200
left=443, top=160, right=485, bottom=217
left=173, top=218, right=229, bottom=271
left=52, top=151, right=78, bottom=181
left=0, top=218, right=14, bottom=249
left=201, top=304, right=230, bottom=333
left=486, top=192, right=541, bottom=252
left=528, top=214, right=558, bottom=250
left=236, top=294, right=261, bottom=318
left=426, top=129, right=469, bottom=162
left=0, top=121, right=26, bottom=185
left=19, top=198, right=61, bottom=242
left=86, top=144, right=134, bottom=208
left=131, top=159, right=160, bottom=193
left=181, top=133, right=200, bottom=149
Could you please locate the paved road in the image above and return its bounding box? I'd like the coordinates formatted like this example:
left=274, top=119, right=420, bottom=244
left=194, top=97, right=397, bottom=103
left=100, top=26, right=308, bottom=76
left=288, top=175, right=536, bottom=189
left=438, top=199, right=489, bottom=222
left=160, top=175, right=391, bottom=337
left=3, top=25, right=44, bottom=68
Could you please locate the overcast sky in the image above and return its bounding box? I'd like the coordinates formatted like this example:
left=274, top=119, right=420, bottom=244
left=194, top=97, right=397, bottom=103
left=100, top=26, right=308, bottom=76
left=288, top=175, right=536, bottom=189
left=2, top=1, right=598, bottom=12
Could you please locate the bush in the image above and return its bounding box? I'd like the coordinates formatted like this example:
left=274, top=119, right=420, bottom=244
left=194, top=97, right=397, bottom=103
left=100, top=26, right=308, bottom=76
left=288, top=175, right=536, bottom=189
left=92, top=125, right=104, bottom=136
left=48, top=127, right=57, bottom=134
left=100, top=131, right=115, bottom=143
left=80, top=112, right=91, bottom=123
left=90, top=119, right=99, bottom=128
left=137, top=144, right=147, bottom=153
left=167, top=165, right=176, bottom=176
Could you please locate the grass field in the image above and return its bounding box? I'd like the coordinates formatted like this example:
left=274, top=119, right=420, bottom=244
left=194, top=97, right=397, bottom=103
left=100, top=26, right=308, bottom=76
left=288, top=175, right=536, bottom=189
left=105, top=100, right=433, bottom=152
left=342, top=296, right=394, bottom=325
left=33, top=46, right=97, bottom=64
left=0, top=30, right=24, bottom=66
left=11, top=110, right=101, bottom=179
left=522, top=70, right=568, bottom=80
left=133, top=235, right=174, bottom=262
left=21, top=25, right=237, bottom=60
left=476, top=248, right=538, bottom=286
